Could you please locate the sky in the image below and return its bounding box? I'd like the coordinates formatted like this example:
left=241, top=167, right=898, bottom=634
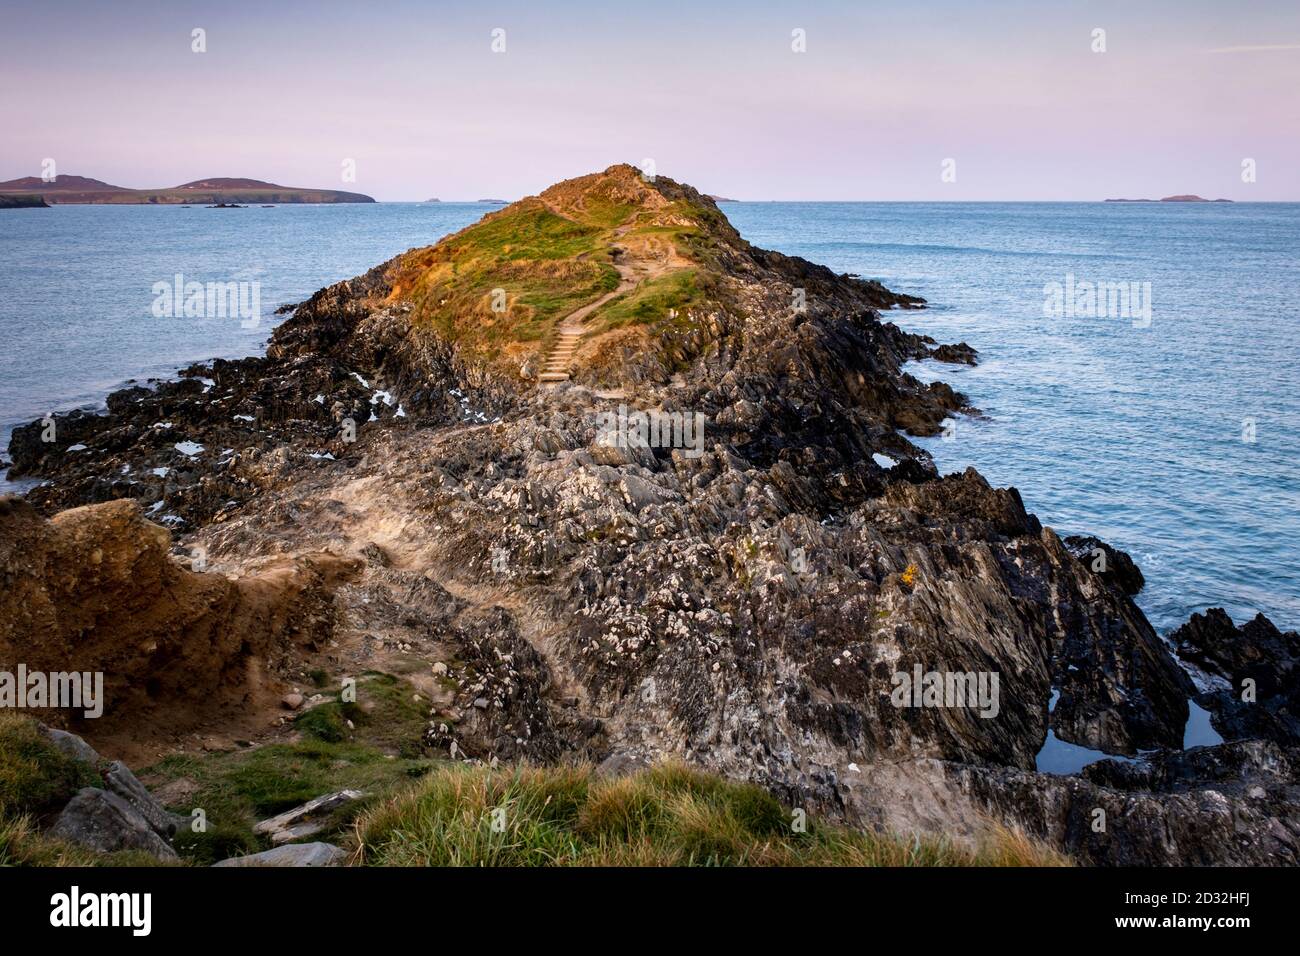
left=2, top=0, right=1298, bottom=201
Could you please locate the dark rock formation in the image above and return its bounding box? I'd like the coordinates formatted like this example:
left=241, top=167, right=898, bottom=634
left=1064, top=534, right=1145, bottom=597
left=1173, top=608, right=1300, bottom=746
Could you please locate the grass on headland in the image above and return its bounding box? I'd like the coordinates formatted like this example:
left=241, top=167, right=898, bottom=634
left=3, top=697, right=1071, bottom=868
left=354, top=761, right=1072, bottom=867
left=383, top=169, right=742, bottom=368
left=388, top=201, right=622, bottom=360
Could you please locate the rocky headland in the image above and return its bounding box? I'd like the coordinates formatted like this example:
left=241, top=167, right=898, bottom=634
left=4, top=165, right=1297, bottom=865
left=0, top=194, right=50, bottom=209
left=0, top=174, right=375, bottom=205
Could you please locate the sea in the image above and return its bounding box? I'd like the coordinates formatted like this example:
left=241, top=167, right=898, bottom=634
left=3, top=200, right=1297, bottom=750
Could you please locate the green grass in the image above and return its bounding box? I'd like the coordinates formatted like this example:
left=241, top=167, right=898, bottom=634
left=0, top=714, right=165, bottom=866
left=1, top=711, right=1072, bottom=868
left=390, top=200, right=622, bottom=359
left=141, top=672, right=437, bottom=864
left=356, top=761, right=1073, bottom=867
left=382, top=171, right=740, bottom=368
left=587, top=268, right=706, bottom=333
left=0, top=814, right=169, bottom=867
left=0, top=714, right=100, bottom=819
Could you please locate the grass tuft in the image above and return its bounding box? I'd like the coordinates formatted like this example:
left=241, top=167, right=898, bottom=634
left=355, top=761, right=1073, bottom=867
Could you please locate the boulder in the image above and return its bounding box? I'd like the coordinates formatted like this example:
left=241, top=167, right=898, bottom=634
left=212, top=842, right=348, bottom=867
left=48, top=788, right=177, bottom=860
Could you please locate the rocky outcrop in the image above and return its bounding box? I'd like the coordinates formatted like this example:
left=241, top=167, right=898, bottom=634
left=1173, top=608, right=1300, bottom=746
left=0, top=496, right=357, bottom=749
left=0, top=194, right=50, bottom=208
left=7, top=167, right=1297, bottom=866
left=1063, top=534, right=1145, bottom=597
left=850, top=740, right=1299, bottom=866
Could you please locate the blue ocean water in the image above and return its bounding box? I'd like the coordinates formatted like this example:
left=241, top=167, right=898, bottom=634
left=726, top=201, right=1300, bottom=637
left=0, top=202, right=490, bottom=482
left=2, top=201, right=1297, bottom=641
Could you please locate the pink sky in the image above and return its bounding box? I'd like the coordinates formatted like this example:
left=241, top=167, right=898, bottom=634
left=2, top=0, right=1298, bottom=200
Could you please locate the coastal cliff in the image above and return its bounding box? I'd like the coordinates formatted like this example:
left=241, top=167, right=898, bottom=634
left=6, top=165, right=1298, bottom=865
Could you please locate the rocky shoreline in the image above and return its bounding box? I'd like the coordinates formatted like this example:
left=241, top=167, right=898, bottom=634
left=3, top=166, right=1297, bottom=865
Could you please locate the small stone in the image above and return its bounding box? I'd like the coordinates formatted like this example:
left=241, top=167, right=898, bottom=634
left=473, top=697, right=489, bottom=709
left=282, top=693, right=305, bottom=710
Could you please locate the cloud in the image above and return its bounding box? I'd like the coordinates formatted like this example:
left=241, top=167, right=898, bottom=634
left=1207, top=43, right=1300, bottom=53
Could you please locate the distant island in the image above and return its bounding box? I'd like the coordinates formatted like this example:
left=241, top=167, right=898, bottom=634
left=0, top=194, right=50, bottom=208
left=424, top=198, right=441, bottom=203
left=476, top=198, right=509, bottom=204
left=707, top=194, right=739, bottom=202
left=0, top=174, right=375, bottom=204
left=1105, top=195, right=1233, bottom=203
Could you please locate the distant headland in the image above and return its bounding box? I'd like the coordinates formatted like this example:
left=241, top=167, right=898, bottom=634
left=1104, top=195, right=1233, bottom=203
left=0, top=193, right=50, bottom=208
left=0, top=174, right=375, bottom=204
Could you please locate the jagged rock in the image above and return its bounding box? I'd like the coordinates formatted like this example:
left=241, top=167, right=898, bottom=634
left=103, top=761, right=182, bottom=839
left=48, top=788, right=177, bottom=859
left=1174, top=608, right=1300, bottom=696
left=212, top=842, right=348, bottom=867
left=845, top=741, right=1300, bottom=866
left=1063, top=534, right=1145, bottom=597
left=252, top=790, right=364, bottom=845
left=1172, top=609, right=1300, bottom=746
left=930, top=342, right=978, bottom=365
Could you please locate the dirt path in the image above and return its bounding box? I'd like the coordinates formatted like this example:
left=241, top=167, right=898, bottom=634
left=538, top=223, right=683, bottom=386
left=538, top=255, right=638, bottom=384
